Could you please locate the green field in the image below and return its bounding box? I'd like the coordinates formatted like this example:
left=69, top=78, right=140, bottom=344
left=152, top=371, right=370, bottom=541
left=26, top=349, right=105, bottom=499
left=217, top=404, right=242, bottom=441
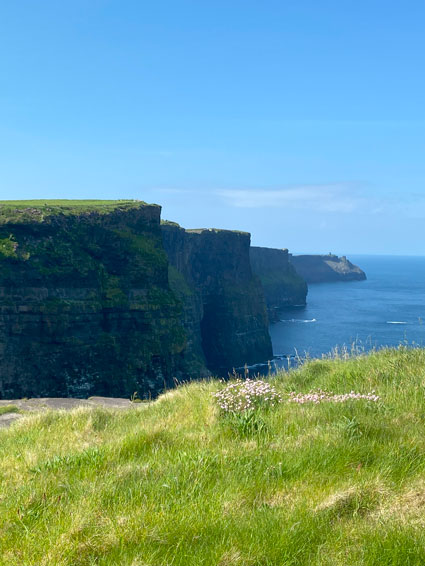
left=0, top=199, right=143, bottom=208
left=1, top=347, right=424, bottom=565
left=0, top=200, right=151, bottom=222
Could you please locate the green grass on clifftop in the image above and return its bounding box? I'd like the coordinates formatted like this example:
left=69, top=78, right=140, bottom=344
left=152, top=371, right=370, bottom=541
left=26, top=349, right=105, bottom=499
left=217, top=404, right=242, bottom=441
left=0, top=200, right=152, bottom=223
left=1, top=347, right=425, bottom=565
left=0, top=199, right=145, bottom=209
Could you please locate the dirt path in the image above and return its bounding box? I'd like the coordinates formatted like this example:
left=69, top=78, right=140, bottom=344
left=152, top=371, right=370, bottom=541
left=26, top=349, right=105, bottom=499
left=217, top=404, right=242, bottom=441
left=0, top=396, right=135, bottom=429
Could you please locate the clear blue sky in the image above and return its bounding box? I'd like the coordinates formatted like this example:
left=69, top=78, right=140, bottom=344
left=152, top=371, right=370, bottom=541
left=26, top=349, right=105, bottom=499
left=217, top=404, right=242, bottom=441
left=1, top=1, right=424, bottom=254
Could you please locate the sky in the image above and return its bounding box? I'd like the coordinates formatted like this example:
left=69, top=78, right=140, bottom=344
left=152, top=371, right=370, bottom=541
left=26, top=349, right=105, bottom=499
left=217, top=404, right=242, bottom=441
left=1, top=1, right=424, bottom=255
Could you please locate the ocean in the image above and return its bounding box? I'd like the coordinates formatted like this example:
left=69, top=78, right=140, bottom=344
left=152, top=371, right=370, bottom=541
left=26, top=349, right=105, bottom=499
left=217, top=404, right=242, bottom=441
left=269, top=255, right=425, bottom=364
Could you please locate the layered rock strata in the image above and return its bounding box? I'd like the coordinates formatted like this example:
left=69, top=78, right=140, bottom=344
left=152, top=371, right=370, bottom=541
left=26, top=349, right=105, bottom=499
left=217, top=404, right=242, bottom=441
left=0, top=201, right=187, bottom=398
left=0, top=201, right=275, bottom=399
left=162, top=224, right=273, bottom=374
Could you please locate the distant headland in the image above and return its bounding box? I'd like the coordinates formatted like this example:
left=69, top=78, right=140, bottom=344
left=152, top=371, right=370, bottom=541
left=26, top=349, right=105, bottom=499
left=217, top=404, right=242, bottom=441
left=290, top=253, right=366, bottom=283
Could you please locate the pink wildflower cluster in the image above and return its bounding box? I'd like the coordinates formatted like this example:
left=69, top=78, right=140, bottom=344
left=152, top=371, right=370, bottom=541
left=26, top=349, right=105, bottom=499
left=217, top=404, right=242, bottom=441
left=214, top=379, right=283, bottom=413
left=288, top=389, right=380, bottom=404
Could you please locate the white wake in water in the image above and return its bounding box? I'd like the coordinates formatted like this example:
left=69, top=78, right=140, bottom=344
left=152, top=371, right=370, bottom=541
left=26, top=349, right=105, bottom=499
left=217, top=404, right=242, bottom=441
left=280, top=318, right=317, bottom=323
left=386, top=321, right=408, bottom=324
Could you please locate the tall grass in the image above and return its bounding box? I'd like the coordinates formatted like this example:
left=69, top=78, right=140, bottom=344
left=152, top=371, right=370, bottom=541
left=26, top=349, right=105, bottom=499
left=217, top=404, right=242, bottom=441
left=0, top=347, right=424, bottom=565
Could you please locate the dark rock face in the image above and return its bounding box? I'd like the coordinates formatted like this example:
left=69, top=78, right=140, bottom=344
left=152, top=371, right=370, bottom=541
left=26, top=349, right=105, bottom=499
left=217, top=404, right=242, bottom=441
left=162, top=225, right=273, bottom=374
left=250, top=247, right=308, bottom=320
left=0, top=202, right=275, bottom=399
left=0, top=204, right=186, bottom=399
left=290, top=254, right=366, bottom=283
left=160, top=223, right=208, bottom=378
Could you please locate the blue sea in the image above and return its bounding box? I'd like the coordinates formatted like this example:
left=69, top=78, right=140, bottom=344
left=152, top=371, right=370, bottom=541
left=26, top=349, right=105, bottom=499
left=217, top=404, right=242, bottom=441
left=269, top=255, right=425, bottom=364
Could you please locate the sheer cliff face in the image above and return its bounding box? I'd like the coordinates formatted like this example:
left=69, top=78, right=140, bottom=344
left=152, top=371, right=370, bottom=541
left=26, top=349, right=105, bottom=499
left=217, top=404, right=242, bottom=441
left=290, top=254, right=366, bottom=283
left=0, top=202, right=274, bottom=398
left=162, top=225, right=273, bottom=374
left=0, top=204, right=186, bottom=399
left=250, top=247, right=308, bottom=320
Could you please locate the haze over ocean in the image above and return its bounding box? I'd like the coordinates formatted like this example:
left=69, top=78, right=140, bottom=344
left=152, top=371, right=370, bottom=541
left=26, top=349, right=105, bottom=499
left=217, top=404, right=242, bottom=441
left=270, top=255, right=425, bottom=361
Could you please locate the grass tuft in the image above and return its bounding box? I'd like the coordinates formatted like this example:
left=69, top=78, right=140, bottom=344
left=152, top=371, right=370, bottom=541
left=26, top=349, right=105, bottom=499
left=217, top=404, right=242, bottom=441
left=0, top=405, right=19, bottom=416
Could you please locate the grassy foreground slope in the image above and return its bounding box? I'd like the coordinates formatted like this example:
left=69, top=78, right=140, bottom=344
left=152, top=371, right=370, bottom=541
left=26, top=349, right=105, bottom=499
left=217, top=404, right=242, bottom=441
left=1, top=348, right=425, bottom=565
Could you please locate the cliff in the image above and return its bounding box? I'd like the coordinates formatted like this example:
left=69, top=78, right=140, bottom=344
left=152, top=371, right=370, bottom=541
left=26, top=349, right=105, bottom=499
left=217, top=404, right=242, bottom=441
left=250, top=246, right=308, bottom=320
left=162, top=224, right=273, bottom=374
left=290, top=254, right=366, bottom=283
left=0, top=200, right=275, bottom=399
left=0, top=200, right=187, bottom=399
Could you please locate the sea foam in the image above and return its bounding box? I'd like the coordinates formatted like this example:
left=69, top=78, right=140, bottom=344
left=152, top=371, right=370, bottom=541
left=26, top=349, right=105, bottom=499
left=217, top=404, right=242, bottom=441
left=280, top=318, right=317, bottom=323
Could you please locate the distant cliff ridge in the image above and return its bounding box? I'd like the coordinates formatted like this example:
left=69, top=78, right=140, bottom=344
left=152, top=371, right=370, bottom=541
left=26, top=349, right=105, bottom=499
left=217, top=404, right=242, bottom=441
left=250, top=246, right=308, bottom=320
left=162, top=224, right=273, bottom=374
left=290, top=254, right=366, bottom=283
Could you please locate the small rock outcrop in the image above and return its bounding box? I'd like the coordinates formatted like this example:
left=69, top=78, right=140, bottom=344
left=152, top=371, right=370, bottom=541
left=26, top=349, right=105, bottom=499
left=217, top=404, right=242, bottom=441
left=162, top=224, right=273, bottom=374
left=290, top=254, right=366, bottom=283
left=250, top=246, right=308, bottom=320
